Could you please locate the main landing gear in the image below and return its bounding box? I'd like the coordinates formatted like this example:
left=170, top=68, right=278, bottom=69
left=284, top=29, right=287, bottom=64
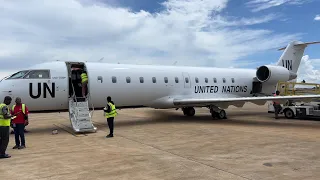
left=209, top=105, right=227, bottom=119
left=182, top=107, right=195, bottom=116
left=180, top=106, right=227, bottom=119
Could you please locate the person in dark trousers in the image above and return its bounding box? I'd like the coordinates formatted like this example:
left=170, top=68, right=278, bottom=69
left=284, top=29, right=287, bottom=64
left=11, top=97, right=29, bottom=149
left=273, top=90, right=282, bottom=119
left=103, top=96, right=117, bottom=138
left=10, top=127, right=29, bottom=134
left=0, top=96, right=16, bottom=159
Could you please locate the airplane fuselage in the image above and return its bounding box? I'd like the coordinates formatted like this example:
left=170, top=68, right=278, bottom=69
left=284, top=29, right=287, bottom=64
left=1, top=40, right=319, bottom=124
left=0, top=61, right=259, bottom=111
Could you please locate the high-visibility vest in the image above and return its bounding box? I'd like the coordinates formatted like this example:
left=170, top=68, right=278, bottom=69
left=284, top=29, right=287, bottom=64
left=12, top=104, right=26, bottom=114
left=81, top=73, right=88, bottom=83
left=105, top=102, right=117, bottom=118
left=0, top=103, right=11, bottom=127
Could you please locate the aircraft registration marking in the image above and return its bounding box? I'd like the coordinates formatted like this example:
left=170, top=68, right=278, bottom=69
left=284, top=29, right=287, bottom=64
left=52, top=77, right=66, bottom=79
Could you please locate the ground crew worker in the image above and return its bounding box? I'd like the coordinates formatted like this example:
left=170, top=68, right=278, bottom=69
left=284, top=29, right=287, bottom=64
left=10, top=127, right=28, bottom=134
left=81, top=70, right=88, bottom=97
left=103, top=96, right=117, bottom=138
left=11, top=97, right=28, bottom=149
left=0, top=96, right=16, bottom=159
left=273, top=90, right=282, bottom=119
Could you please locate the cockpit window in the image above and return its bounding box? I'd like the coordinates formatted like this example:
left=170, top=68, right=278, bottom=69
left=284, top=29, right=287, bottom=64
left=6, top=70, right=30, bottom=79
left=24, top=70, right=50, bottom=79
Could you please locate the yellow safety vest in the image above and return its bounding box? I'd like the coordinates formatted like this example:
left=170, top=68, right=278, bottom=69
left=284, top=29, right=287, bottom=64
left=105, top=102, right=117, bottom=118
left=0, top=103, right=11, bottom=127
left=12, top=104, right=26, bottom=114
left=81, top=73, right=88, bottom=83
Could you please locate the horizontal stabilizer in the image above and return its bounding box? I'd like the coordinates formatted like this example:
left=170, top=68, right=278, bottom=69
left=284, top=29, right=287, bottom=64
left=278, top=41, right=320, bottom=50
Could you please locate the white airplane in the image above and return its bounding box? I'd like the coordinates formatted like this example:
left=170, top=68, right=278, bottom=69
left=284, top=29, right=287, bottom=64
left=0, top=40, right=320, bottom=131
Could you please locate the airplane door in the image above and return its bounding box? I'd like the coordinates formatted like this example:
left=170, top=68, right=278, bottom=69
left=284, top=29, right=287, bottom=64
left=252, top=81, right=262, bottom=94
left=182, top=72, right=191, bottom=88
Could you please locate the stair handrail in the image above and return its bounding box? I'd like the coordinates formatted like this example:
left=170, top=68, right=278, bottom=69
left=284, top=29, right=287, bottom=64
left=86, top=92, right=95, bottom=119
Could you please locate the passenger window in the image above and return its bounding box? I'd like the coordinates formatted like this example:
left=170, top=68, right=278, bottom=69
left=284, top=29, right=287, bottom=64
left=185, top=77, right=189, bottom=83
left=97, top=76, right=103, bottom=83
left=152, top=77, right=156, bottom=83
left=112, top=76, right=117, bottom=83
left=139, top=77, right=144, bottom=83
left=213, top=78, right=217, bottom=83
left=7, top=70, right=29, bottom=79
left=205, top=78, right=208, bottom=83
left=195, top=77, right=199, bottom=83
left=175, top=77, right=179, bottom=83
left=231, top=78, right=235, bottom=83
left=223, top=78, right=226, bottom=83
left=126, top=77, right=131, bottom=83
left=164, top=77, right=168, bottom=83
left=24, top=70, right=50, bottom=79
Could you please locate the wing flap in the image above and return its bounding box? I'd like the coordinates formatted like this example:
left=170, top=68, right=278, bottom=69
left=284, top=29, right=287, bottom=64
left=173, top=95, right=320, bottom=107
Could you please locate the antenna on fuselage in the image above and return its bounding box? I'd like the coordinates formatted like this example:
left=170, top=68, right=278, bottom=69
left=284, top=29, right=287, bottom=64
left=98, top=57, right=104, bottom=62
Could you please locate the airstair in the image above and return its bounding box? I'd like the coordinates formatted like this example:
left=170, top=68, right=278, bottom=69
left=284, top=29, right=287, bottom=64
left=68, top=95, right=97, bottom=133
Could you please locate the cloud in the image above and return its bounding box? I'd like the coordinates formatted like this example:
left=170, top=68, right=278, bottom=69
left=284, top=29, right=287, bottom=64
left=246, top=0, right=310, bottom=12
left=296, top=55, right=320, bottom=83
left=0, top=0, right=301, bottom=73
left=314, top=15, right=320, bottom=21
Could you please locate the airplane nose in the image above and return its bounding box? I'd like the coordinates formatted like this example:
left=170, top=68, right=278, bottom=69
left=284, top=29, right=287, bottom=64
left=0, top=90, right=7, bottom=103
left=0, top=82, right=13, bottom=104
left=0, top=91, right=15, bottom=106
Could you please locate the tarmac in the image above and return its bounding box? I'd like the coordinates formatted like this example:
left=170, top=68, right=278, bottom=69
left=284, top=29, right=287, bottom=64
left=0, top=103, right=319, bottom=180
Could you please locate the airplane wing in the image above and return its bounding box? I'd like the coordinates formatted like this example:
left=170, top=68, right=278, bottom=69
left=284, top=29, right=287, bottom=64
left=173, top=95, right=320, bottom=108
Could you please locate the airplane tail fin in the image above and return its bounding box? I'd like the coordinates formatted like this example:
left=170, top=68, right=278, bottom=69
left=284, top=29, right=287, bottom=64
left=276, top=41, right=320, bottom=73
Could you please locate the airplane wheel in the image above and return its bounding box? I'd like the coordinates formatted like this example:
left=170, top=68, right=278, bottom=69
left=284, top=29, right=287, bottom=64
left=284, top=109, right=294, bottom=119
left=188, top=107, right=195, bottom=116
left=211, top=112, right=218, bottom=119
left=183, top=107, right=195, bottom=116
left=217, top=110, right=227, bottom=119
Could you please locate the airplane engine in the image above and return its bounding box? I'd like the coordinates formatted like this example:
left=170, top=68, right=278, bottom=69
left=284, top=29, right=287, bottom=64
left=256, top=65, right=297, bottom=84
